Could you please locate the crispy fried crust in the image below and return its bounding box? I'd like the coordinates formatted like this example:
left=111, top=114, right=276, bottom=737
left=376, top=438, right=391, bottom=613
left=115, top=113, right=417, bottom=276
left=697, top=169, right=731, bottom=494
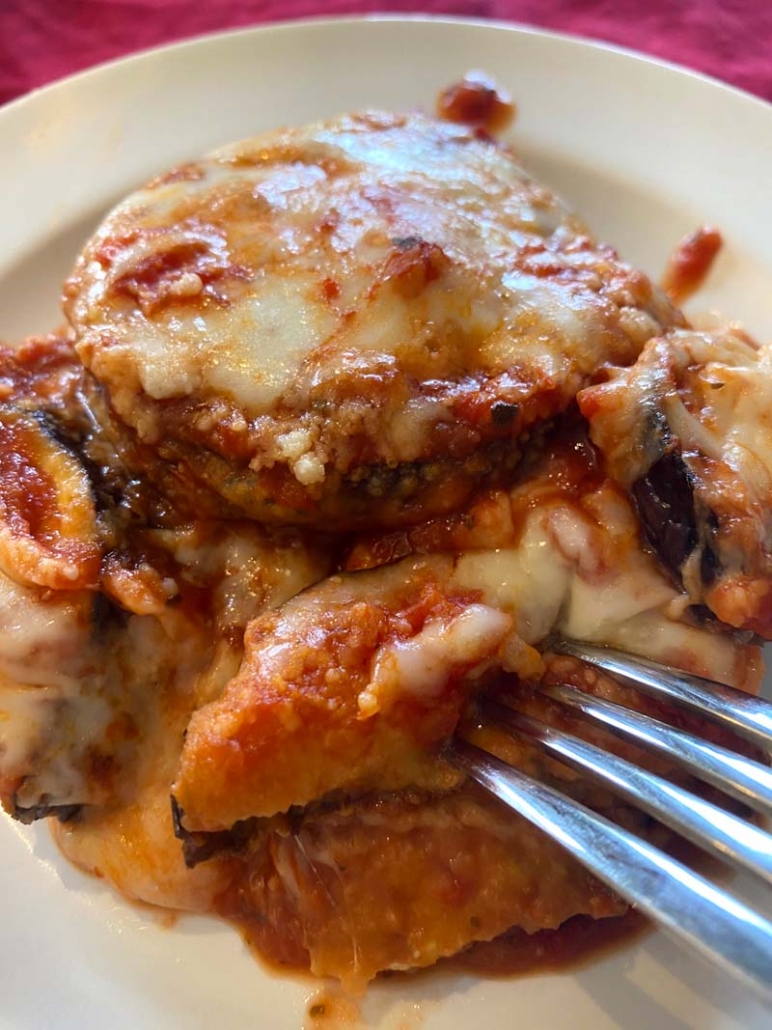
left=223, top=785, right=627, bottom=988
left=172, top=558, right=513, bottom=832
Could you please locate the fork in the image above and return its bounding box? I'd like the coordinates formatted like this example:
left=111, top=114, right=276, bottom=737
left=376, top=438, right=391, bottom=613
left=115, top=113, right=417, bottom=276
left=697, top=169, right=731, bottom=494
left=447, top=639, right=772, bottom=1003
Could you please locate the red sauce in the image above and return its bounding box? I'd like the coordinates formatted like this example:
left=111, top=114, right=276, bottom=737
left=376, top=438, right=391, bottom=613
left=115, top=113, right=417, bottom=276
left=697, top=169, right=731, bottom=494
left=229, top=906, right=648, bottom=991
left=0, top=423, right=56, bottom=541
left=445, top=910, right=649, bottom=977
left=0, top=335, right=83, bottom=407
left=102, top=225, right=251, bottom=316
left=437, top=73, right=516, bottom=134
left=381, top=238, right=450, bottom=298
left=661, top=225, right=723, bottom=305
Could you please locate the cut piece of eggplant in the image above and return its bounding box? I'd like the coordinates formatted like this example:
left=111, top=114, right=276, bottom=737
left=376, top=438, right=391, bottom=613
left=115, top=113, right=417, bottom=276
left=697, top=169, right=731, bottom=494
left=580, top=328, right=772, bottom=637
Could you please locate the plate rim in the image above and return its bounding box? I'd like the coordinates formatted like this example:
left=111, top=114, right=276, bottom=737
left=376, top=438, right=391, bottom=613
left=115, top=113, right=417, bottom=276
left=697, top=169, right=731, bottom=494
left=3, top=12, right=772, bottom=125
left=1, top=15, right=771, bottom=1030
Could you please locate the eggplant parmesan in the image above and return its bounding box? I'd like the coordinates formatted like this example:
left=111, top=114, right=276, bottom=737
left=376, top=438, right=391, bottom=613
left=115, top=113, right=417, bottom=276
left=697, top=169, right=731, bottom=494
left=1, top=83, right=769, bottom=992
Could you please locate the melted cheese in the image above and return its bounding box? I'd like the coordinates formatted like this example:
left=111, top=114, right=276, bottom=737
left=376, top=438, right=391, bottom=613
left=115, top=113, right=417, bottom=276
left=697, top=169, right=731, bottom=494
left=453, top=500, right=678, bottom=649
left=360, top=604, right=514, bottom=717
left=66, top=112, right=667, bottom=426
left=698, top=341, right=772, bottom=497
left=0, top=520, right=331, bottom=817
left=0, top=571, right=170, bottom=812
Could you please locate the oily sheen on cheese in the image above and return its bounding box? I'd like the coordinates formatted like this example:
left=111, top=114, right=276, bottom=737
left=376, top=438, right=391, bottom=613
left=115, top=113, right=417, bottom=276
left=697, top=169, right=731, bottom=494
left=65, top=111, right=680, bottom=528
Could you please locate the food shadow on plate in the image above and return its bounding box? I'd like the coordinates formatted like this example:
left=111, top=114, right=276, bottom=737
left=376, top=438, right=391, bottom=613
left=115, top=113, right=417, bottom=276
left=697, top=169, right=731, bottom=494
left=578, top=927, right=770, bottom=1030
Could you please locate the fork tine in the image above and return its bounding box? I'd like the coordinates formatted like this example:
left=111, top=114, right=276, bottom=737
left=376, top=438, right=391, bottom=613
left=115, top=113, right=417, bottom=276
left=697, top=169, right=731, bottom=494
left=483, top=700, right=772, bottom=887
left=449, top=738, right=772, bottom=1003
left=545, top=683, right=772, bottom=818
left=553, top=639, right=772, bottom=752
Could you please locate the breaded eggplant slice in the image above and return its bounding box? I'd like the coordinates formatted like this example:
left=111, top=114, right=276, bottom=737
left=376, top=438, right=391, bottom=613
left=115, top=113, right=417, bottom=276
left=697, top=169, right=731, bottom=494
left=0, top=394, right=175, bottom=819
left=579, top=328, right=772, bottom=636
left=0, top=340, right=332, bottom=819
left=172, top=555, right=521, bottom=832
left=172, top=442, right=759, bottom=836
left=1, top=517, right=331, bottom=823
left=225, top=784, right=627, bottom=987
left=206, top=641, right=761, bottom=988
left=65, top=111, right=679, bottom=529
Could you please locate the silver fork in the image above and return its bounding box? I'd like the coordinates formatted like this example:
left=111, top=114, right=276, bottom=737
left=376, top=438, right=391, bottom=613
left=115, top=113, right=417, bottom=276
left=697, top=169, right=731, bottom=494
left=447, top=639, right=772, bottom=1004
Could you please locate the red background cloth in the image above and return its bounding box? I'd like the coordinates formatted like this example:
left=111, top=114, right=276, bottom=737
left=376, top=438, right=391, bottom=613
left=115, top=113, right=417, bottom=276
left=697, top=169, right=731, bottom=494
left=1, top=0, right=770, bottom=107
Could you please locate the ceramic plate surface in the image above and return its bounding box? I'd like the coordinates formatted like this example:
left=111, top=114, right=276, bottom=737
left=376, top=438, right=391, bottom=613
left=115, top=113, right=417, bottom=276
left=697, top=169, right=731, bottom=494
left=0, top=16, right=770, bottom=1030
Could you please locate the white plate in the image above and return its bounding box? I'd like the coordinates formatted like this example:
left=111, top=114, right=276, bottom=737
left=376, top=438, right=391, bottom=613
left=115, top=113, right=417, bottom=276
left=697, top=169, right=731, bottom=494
left=0, top=16, right=770, bottom=1030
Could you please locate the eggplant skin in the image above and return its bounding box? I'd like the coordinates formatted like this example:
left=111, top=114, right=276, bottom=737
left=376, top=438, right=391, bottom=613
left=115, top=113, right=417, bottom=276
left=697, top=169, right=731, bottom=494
left=170, top=796, right=256, bottom=869
left=631, top=446, right=722, bottom=591
left=11, top=801, right=81, bottom=825
left=632, top=448, right=698, bottom=578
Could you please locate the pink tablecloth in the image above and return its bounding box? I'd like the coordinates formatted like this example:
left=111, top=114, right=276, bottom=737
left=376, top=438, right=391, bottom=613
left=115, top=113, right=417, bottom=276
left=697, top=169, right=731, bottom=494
left=1, top=0, right=771, bottom=108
